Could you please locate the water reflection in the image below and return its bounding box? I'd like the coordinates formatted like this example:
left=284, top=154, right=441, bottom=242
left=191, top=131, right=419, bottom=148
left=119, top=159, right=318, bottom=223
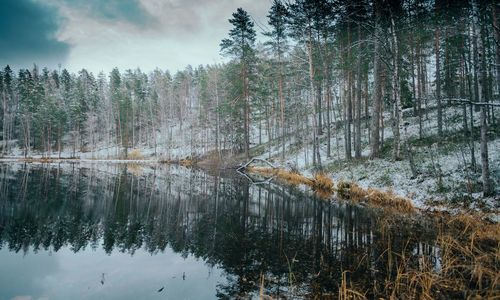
left=0, top=163, right=439, bottom=299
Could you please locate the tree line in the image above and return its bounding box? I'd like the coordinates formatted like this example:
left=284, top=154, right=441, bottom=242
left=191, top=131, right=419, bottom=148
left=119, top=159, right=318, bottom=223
left=0, top=0, right=498, bottom=195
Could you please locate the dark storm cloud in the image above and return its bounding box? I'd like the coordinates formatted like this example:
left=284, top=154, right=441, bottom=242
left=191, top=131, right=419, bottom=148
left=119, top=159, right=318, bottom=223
left=0, top=0, right=70, bottom=68
left=63, top=0, right=152, bottom=25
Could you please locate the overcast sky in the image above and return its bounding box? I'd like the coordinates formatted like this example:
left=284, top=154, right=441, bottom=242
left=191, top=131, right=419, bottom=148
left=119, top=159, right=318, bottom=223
left=0, top=0, right=272, bottom=74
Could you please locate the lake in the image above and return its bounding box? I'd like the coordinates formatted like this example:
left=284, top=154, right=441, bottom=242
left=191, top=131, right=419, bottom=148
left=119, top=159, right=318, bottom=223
left=0, top=162, right=441, bottom=299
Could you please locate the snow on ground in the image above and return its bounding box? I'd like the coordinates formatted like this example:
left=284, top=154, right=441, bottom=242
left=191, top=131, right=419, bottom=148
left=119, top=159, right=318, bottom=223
left=326, top=137, right=500, bottom=210
left=254, top=104, right=499, bottom=211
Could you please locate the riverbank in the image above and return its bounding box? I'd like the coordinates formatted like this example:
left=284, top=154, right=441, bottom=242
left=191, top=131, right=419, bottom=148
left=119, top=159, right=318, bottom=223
left=1, top=141, right=498, bottom=216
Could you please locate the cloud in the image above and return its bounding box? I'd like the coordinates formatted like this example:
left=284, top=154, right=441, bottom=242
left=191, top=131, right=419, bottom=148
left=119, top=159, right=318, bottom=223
left=0, top=0, right=272, bottom=73
left=0, top=0, right=70, bottom=69
left=61, top=0, right=152, bottom=26
left=139, top=0, right=270, bottom=38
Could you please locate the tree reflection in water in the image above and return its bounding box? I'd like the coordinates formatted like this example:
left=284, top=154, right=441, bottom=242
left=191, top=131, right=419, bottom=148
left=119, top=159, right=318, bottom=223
left=0, top=163, right=438, bottom=298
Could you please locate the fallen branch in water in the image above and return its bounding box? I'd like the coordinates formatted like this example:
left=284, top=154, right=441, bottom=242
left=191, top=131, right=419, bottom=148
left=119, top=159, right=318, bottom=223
left=237, top=157, right=277, bottom=172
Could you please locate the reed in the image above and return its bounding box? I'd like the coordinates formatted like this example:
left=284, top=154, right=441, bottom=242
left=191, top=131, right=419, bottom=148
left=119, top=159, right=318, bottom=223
left=374, top=212, right=500, bottom=299
left=339, top=271, right=367, bottom=300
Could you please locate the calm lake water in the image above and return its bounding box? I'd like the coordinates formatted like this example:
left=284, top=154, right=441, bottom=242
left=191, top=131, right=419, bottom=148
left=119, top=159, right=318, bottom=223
left=0, top=163, right=439, bottom=299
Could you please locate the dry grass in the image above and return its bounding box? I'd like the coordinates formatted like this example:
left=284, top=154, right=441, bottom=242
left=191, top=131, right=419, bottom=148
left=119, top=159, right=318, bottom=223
left=336, top=181, right=366, bottom=201
left=127, top=163, right=144, bottom=176
left=339, top=271, right=367, bottom=300
left=158, top=159, right=173, bottom=164
left=248, top=167, right=314, bottom=186
left=336, top=180, right=415, bottom=213
left=377, top=212, right=500, bottom=299
left=312, top=172, right=334, bottom=193
left=127, top=149, right=144, bottom=160
left=436, top=214, right=499, bottom=298
left=364, top=188, right=415, bottom=213
left=247, top=167, right=336, bottom=198
left=247, top=168, right=417, bottom=210
left=445, top=213, right=500, bottom=244
left=158, top=157, right=195, bottom=167
left=179, top=158, right=194, bottom=167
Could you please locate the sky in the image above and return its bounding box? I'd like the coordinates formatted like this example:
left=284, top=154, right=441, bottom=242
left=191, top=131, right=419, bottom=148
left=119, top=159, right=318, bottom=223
left=0, top=0, right=272, bottom=74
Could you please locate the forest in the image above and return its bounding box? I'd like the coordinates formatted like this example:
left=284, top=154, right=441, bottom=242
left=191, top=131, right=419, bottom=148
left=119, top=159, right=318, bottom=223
left=0, top=0, right=499, bottom=200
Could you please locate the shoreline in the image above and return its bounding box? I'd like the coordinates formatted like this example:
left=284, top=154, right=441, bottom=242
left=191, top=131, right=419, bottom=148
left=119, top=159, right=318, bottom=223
left=1, top=155, right=496, bottom=217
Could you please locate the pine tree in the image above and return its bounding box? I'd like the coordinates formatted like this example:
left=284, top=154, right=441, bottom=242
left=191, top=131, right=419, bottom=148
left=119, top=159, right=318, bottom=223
left=265, top=0, right=289, bottom=160
left=220, top=8, right=256, bottom=158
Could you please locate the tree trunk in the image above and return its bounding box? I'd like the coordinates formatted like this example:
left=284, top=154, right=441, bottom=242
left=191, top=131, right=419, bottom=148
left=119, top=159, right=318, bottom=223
left=243, top=63, right=250, bottom=159
left=2, top=90, right=6, bottom=155
left=391, top=17, right=402, bottom=160
left=480, top=106, right=492, bottom=195
left=355, top=24, right=362, bottom=159
left=214, top=69, right=221, bottom=159
left=278, top=60, right=285, bottom=160
left=325, top=71, right=332, bottom=158
left=317, top=81, right=323, bottom=135
left=477, top=3, right=492, bottom=196
left=417, top=41, right=423, bottom=139
left=493, top=4, right=500, bottom=99
left=346, top=25, right=352, bottom=161
left=435, top=26, right=443, bottom=137
left=307, top=26, right=321, bottom=168
left=410, top=34, right=417, bottom=116
left=370, top=7, right=382, bottom=158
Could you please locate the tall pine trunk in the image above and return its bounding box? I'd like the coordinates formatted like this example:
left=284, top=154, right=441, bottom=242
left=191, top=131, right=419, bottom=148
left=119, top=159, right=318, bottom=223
left=477, top=4, right=492, bottom=196
left=370, top=5, right=382, bottom=158
left=391, top=17, right=402, bottom=160
left=355, top=24, right=362, bottom=159
left=435, top=26, right=443, bottom=137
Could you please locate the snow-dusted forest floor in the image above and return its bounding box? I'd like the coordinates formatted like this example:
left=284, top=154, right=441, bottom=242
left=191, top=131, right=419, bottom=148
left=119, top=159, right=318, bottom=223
left=252, top=105, right=500, bottom=212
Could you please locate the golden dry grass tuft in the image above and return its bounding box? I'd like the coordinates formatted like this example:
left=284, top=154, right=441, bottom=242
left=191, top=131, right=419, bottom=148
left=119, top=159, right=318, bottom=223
left=276, top=169, right=314, bottom=186
left=336, top=181, right=414, bottom=213
left=364, top=188, right=415, bottom=213
left=127, top=163, right=144, bottom=176
left=127, top=149, right=144, bottom=160
left=336, top=181, right=353, bottom=199
left=247, top=167, right=337, bottom=198
left=311, top=172, right=334, bottom=194
left=248, top=167, right=314, bottom=186
left=445, top=213, right=500, bottom=244
left=180, top=158, right=194, bottom=167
